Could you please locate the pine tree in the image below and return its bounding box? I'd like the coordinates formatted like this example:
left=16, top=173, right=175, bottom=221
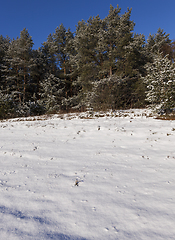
left=146, top=28, right=171, bottom=61
left=2, top=38, right=21, bottom=104
left=74, top=16, right=103, bottom=88
left=0, top=36, right=15, bottom=118
left=113, top=7, right=135, bottom=76
left=71, top=5, right=142, bottom=110
left=53, top=24, right=72, bottom=75
left=41, top=34, right=57, bottom=75
left=102, top=4, right=121, bottom=77
left=52, top=24, right=74, bottom=98
left=0, top=36, right=10, bottom=84
left=30, top=49, right=47, bottom=100
left=39, top=73, right=65, bottom=113
left=120, top=33, right=146, bottom=76
left=143, top=52, right=175, bottom=111
left=2, top=29, right=34, bottom=105
left=18, top=28, right=34, bottom=103
left=73, top=5, right=135, bottom=82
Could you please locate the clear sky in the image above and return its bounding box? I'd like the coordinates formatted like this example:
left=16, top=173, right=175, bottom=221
left=1, top=0, right=174, bottom=49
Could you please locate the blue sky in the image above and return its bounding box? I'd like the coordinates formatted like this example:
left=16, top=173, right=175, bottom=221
left=1, top=0, right=175, bottom=49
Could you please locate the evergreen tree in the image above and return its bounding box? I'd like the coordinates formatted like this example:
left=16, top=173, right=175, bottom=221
left=0, top=36, right=10, bottom=84
left=146, top=28, right=171, bottom=61
left=103, top=5, right=134, bottom=77
left=120, top=33, right=146, bottom=76
left=114, top=7, right=135, bottom=76
left=170, top=40, right=175, bottom=62
left=2, top=28, right=34, bottom=105
left=53, top=24, right=73, bottom=75
left=73, top=16, right=103, bottom=89
left=18, top=28, right=34, bottom=103
left=0, top=36, right=15, bottom=118
left=39, top=73, right=65, bottom=113
left=30, top=49, right=47, bottom=100
left=41, top=34, right=57, bottom=75
left=72, top=5, right=145, bottom=110
left=143, top=52, right=175, bottom=111
left=52, top=24, right=74, bottom=97
left=73, top=5, right=135, bottom=82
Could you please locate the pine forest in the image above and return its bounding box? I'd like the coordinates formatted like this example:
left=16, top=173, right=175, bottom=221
left=0, top=5, right=175, bottom=119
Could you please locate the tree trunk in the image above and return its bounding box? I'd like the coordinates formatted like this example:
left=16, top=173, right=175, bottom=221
left=109, top=43, right=112, bottom=77
left=109, top=66, right=112, bottom=77
left=23, top=67, right=26, bottom=104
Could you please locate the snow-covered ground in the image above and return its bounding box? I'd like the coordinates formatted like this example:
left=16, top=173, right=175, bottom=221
left=0, top=109, right=175, bottom=240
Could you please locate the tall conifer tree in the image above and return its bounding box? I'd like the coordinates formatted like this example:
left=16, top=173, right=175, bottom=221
left=2, top=28, right=33, bottom=104
left=52, top=24, right=74, bottom=97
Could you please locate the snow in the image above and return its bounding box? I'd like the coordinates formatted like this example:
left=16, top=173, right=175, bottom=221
left=0, top=109, right=175, bottom=240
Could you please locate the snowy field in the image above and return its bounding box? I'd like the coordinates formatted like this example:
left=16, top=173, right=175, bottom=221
left=0, top=109, right=175, bottom=240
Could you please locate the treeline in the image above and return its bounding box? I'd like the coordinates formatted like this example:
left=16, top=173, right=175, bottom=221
left=0, top=5, right=175, bottom=119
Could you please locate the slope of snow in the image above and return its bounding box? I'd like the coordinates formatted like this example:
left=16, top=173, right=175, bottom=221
left=0, top=109, right=175, bottom=240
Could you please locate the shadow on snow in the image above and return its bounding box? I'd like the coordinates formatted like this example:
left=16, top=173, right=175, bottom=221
left=0, top=205, right=87, bottom=240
